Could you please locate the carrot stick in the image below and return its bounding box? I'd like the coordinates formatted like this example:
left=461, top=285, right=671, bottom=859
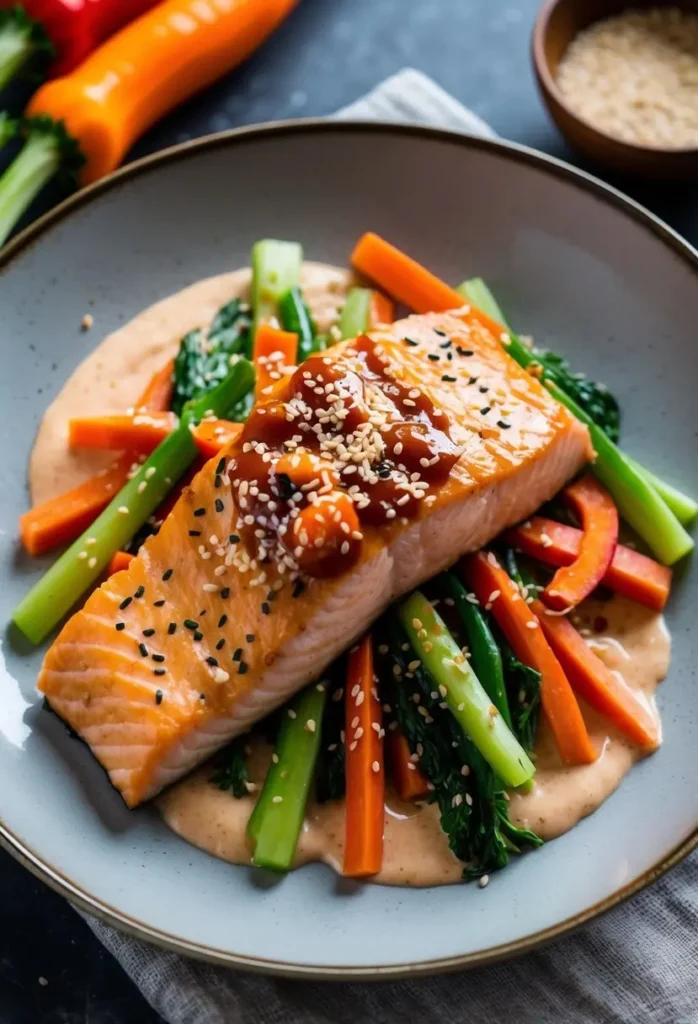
left=387, top=730, right=430, bottom=801
left=343, top=635, right=385, bottom=878
left=20, top=360, right=174, bottom=557
left=191, top=420, right=243, bottom=460
left=504, top=517, right=672, bottom=612
left=543, top=475, right=618, bottom=611
left=68, top=411, right=177, bottom=454
left=532, top=600, right=659, bottom=750
left=350, top=232, right=504, bottom=337
left=369, top=290, right=395, bottom=328
left=252, top=323, right=298, bottom=399
left=135, top=357, right=174, bottom=412
left=106, top=550, right=134, bottom=577
left=462, top=551, right=597, bottom=766
left=20, top=453, right=135, bottom=557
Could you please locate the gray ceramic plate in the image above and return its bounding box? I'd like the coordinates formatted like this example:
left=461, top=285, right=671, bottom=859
left=1, top=122, right=697, bottom=978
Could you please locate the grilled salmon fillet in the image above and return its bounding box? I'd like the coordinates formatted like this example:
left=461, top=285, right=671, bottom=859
left=38, top=310, right=592, bottom=806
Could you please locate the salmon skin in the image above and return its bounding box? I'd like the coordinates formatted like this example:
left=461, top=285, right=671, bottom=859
left=38, top=311, right=592, bottom=806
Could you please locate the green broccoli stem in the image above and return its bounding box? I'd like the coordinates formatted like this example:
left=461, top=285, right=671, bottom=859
left=458, top=277, right=694, bottom=565
left=0, top=128, right=61, bottom=244
left=279, top=285, right=317, bottom=360
left=398, top=592, right=535, bottom=788
left=250, top=239, right=303, bottom=342
left=0, top=7, right=52, bottom=90
left=339, top=287, right=372, bottom=339
left=247, top=684, right=326, bottom=871
left=0, top=113, right=17, bottom=150
left=13, top=359, right=255, bottom=645
left=440, top=573, right=511, bottom=728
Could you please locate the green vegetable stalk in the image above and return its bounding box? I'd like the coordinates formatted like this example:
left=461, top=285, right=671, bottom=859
left=0, top=113, right=17, bottom=151
left=171, top=298, right=251, bottom=415
left=13, top=359, right=255, bottom=644
left=459, top=277, right=695, bottom=565
left=398, top=591, right=535, bottom=789
left=251, top=239, right=303, bottom=339
left=0, top=117, right=83, bottom=246
left=247, top=684, right=326, bottom=872
left=279, top=285, right=317, bottom=360
left=339, top=287, right=373, bottom=339
left=0, top=7, right=53, bottom=91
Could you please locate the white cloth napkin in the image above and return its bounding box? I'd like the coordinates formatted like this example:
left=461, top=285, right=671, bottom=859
left=81, top=69, right=698, bottom=1024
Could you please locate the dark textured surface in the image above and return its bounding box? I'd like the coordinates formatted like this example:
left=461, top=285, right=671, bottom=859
left=2, top=0, right=697, bottom=1021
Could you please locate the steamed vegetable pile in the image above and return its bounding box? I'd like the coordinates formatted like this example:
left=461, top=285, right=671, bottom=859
left=13, top=232, right=694, bottom=882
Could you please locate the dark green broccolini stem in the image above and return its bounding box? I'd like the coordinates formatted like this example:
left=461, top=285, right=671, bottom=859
left=0, top=6, right=54, bottom=91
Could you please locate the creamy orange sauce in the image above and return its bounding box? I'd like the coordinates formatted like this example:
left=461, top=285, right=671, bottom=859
left=29, top=271, right=671, bottom=886
left=160, top=594, right=669, bottom=885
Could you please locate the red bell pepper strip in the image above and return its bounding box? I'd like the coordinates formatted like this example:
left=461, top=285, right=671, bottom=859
left=543, top=474, right=618, bottom=611
left=462, top=551, right=597, bottom=766
left=505, top=516, right=672, bottom=612
left=0, top=1, right=160, bottom=88
left=344, top=635, right=385, bottom=878
left=532, top=599, right=659, bottom=750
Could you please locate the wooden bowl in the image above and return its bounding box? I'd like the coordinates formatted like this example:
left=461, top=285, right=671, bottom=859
left=532, top=0, right=698, bottom=177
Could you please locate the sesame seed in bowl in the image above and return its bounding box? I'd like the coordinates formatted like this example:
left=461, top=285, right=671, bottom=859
left=533, top=0, right=698, bottom=177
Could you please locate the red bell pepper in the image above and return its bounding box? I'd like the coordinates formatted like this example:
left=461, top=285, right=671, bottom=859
left=505, top=516, right=672, bottom=612
left=462, top=551, right=597, bottom=766
left=0, top=0, right=160, bottom=87
left=532, top=599, right=659, bottom=750
left=543, top=474, right=619, bottom=611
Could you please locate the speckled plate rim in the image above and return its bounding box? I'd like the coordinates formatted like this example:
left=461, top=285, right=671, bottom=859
left=1, top=118, right=697, bottom=980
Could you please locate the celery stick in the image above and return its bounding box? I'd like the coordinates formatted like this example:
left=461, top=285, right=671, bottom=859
left=13, top=359, right=254, bottom=644
left=398, top=592, right=535, bottom=788
left=339, top=287, right=372, bottom=339
left=251, top=240, right=303, bottom=338
left=247, top=685, right=326, bottom=871
left=625, top=456, right=697, bottom=527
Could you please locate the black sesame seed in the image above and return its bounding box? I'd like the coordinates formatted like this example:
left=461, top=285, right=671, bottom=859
left=199, top=609, right=207, bottom=617
left=215, top=457, right=226, bottom=475
left=261, top=602, right=270, bottom=615
left=115, top=622, right=125, bottom=631
left=221, top=588, right=230, bottom=599
left=162, top=568, right=173, bottom=581
left=229, top=534, right=240, bottom=544
left=138, top=643, right=148, bottom=657
left=274, top=473, right=295, bottom=501
left=497, top=419, right=512, bottom=429
left=134, top=585, right=145, bottom=599
left=446, top=351, right=453, bottom=361
left=439, top=339, right=452, bottom=349
left=441, top=374, right=457, bottom=383
left=246, top=633, right=255, bottom=642
left=216, top=638, right=225, bottom=651
left=188, top=529, right=201, bottom=537
left=238, top=662, right=249, bottom=675
left=457, top=346, right=474, bottom=357
left=152, top=653, right=165, bottom=663
left=143, top=628, right=155, bottom=637
left=199, top=693, right=206, bottom=701
left=468, top=376, right=479, bottom=385
left=427, top=353, right=440, bottom=362
left=215, top=498, right=224, bottom=513
left=214, top=474, right=223, bottom=489
left=479, top=385, right=489, bottom=393
left=233, top=647, right=242, bottom=662
left=291, top=579, right=305, bottom=598
left=153, top=669, right=166, bottom=677
left=193, top=631, right=203, bottom=642
left=168, top=622, right=177, bottom=635
left=433, top=328, right=447, bottom=337
left=193, top=507, right=206, bottom=517
left=119, top=596, right=132, bottom=610
left=155, top=689, right=163, bottom=703
left=154, top=599, right=165, bottom=607
left=218, top=614, right=228, bottom=628
left=206, top=656, right=218, bottom=667
left=480, top=407, right=491, bottom=415
left=403, top=337, right=419, bottom=347
left=183, top=619, right=199, bottom=630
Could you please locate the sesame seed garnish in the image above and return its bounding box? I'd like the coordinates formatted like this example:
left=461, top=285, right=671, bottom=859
left=427, top=353, right=440, bottom=361
left=138, top=643, right=148, bottom=657
left=184, top=619, right=199, bottom=630
left=403, top=336, right=419, bottom=346
left=441, top=374, right=456, bottom=383
left=117, top=506, right=129, bottom=515
left=238, top=661, right=248, bottom=674
left=291, top=579, right=305, bottom=598
left=272, top=795, right=283, bottom=804
left=220, top=588, right=230, bottom=599
left=168, top=622, right=176, bottom=635
left=261, top=602, right=270, bottom=615
left=479, top=874, right=489, bottom=888
left=193, top=630, right=203, bottom=641
left=143, top=628, right=155, bottom=637
left=497, top=419, right=511, bottom=429
left=154, top=599, right=165, bottom=607
left=193, top=507, right=206, bottom=517
left=218, top=614, right=228, bottom=628
left=203, top=583, right=219, bottom=593
left=153, top=667, right=166, bottom=677
left=246, top=633, right=255, bottom=642
left=233, top=647, right=242, bottom=661
left=288, top=709, right=297, bottom=719
left=480, top=407, right=491, bottom=415
left=152, top=653, right=165, bottom=663
left=229, top=534, right=240, bottom=544
left=162, top=569, right=173, bottom=581
left=189, top=529, right=201, bottom=537
left=372, top=761, right=380, bottom=773
left=216, top=638, right=225, bottom=651
left=134, top=585, right=145, bottom=599
left=215, top=457, right=226, bottom=475
left=206, top=656, right=218, bottom=667
left=305, top=719, right=316, bottom=733
left=115, top=621, right=125, bottom=631
left=456, top=346, right=474, bottom=356
left=119, top=596, right=132, bottom=610
left=215, top=498, right=224, bottom=513
left=155, top=689, right=163, bottom=703
left=213, top=667, right=230, bottom=683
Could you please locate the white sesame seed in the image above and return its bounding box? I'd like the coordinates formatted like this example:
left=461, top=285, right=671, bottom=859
left=272, top=795, right=283, bottom=804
